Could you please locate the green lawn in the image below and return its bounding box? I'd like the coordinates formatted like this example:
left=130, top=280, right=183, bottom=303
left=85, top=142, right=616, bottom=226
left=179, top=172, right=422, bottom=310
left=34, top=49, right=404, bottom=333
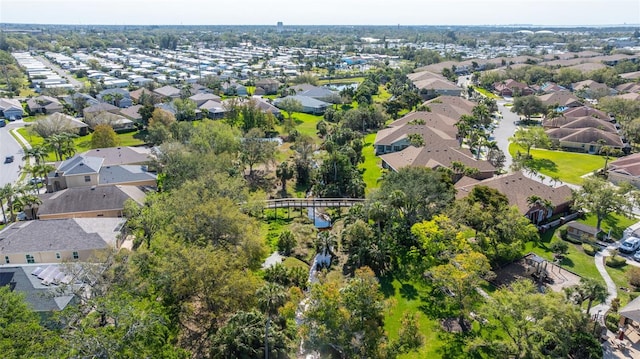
left=606, top=264, right=633, bottom=307
left=381, top=277, right=446, bottom=358
left=578, top=213, right=637, bottom=241
left=373, top=85, right=392, bottom=103
left=472, top=86, right=499, bottom=99
left=526, top=229, right=604, bottom=287
left=508, top=143, right=606, bottom=185
left=359, top=132, right=383, bottom=193
left=292, top=112, right=323, bottom=141
left=318, top=77, right=365, bottom=85
left=17, top=127, right=145, bottom=161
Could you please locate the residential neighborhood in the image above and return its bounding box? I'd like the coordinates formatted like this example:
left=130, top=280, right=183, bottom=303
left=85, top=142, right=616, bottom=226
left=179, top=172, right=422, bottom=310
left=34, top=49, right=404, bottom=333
left=1, top=20, right=640, bottom=359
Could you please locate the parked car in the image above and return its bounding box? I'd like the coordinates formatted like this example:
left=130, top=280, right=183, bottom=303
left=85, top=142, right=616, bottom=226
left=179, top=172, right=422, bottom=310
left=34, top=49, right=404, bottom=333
left=0, top=119, right=6, bottom=127
left=29, top=177, right=44, bottom=185
left=633, top=250, right=640, bottom=262
left=4, top=155, right=14, bottom=163
left=620, top=236, right=640, bottom=253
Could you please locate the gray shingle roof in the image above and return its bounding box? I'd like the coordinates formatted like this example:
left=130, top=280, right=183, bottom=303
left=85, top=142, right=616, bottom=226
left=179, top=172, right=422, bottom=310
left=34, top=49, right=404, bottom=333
left=0, top=266, right=75, bottom=311
left=82, top=146, right=152, bottom=166
left=0, top=218, right=123, bottom=254
left=98, top=165, right=157, bottom=185
left=58, top=155, right=103, bottom=175
left=37, top=185, right=145, bottom=217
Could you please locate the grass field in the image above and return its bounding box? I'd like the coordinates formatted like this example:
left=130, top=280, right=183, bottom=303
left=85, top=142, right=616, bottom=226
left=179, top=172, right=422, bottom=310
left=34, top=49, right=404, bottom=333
left=579, top=213, right=637, bottom=241
left=509, top=143, right=606, bottom=184
left=472, top=86, right=499, bottom=99
left=291, top=112, right=323, bottom=141
left=17, top=127, right=145, bottom=161
left=359, top=133, right=383, bottom=193
left=318, top=77, right=365, bottom=85
left=381, top=277, right=446, bottom=358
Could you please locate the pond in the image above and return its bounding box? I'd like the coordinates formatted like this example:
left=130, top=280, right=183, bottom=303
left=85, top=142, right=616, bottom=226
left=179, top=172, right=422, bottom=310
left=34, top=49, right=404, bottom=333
left=322, top=83, right=358, bottom=92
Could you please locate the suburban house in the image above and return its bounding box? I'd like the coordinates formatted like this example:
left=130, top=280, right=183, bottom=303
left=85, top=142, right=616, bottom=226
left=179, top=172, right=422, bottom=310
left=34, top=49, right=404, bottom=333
left=82, top=146, right=153, bottom=166
left=221, top=82, right=248, bottom=96
left=455, top=172, right=574, bottom=225
left=63, top=93, right=99, bottom=110
left=33, top=185, right=145, bottom=220
left=0, top=98, right=24, bottom=120
left=119, top=104, right=143, bottom=122
left=423, top=95, right=476, bottom=119
left=97, top=88, right=133, bottom=108
left=83, top=102, right=120, bottom=118
left=565, top=221, right=598, bottom=241
left=251, top=97, right=282, bottom=118
left=43, top=113, right=90, bottom=136
left=493, top=79, right=534, bottom=97
left=380, top=144, right=496, bottom=180
left=129, top=88, right=159, bottom=104
left=153, top=85, right=181, bottom=99
left=290, top=84, right=338, bottom=102
left=414, top=78, right=462, bottom=99
left=562, top=106, right=610, bottom=120
left=199, top=100, right=226, bottom=119
left=189, top=93, right=222, bottom=107
left=26, top=96, right=63, bottom=115
left=572, top=80, right=616, bottom=99
left=274, top=95, right=329, bottom=115
left=0, top=265, right=76, bottom=311
left=255, top=78, right=280, bottom=95
left=538, top=91, right=583, bottom=110
left=0, top=217, right=124, bottom=265
left=85, top=111, right=136, bottom=132
left=608, top=153, right=640, bottom=188
left=543, top=112, right=623, bottom=153
left=47, top=147, right=155, bottom=192
left=374, top=116, right=459, bottom=155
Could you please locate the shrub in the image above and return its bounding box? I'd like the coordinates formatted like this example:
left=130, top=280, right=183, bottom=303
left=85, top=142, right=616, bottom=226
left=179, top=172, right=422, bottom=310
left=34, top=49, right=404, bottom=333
left=582, top=243, right=596, bottom=256
left=606, top=255, right=627, bottom=268
left=628, top=267, right=640, bottom=289
left=558, top=225, right=568, bottom=240
left=605, top=312, right=621, bottom=332
left=551, top=241, right=569, bottom=256
left=277, top=230, right=297, bottom=256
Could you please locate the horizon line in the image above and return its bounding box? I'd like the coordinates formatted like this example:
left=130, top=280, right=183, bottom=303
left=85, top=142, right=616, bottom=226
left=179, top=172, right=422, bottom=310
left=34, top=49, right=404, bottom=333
left=1, top=22, right=639, bottom=28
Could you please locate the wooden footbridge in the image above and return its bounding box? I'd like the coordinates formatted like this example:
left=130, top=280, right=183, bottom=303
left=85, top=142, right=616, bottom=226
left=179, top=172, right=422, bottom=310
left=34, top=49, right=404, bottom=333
left=264, top=197, right=365, bottom=209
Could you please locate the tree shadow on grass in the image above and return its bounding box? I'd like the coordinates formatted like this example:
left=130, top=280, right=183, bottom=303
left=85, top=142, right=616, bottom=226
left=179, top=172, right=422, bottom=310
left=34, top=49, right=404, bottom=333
left=378, top=275, right=396, bottom=298
left=418, top=290, right=458, bottom=320
left=399, top=283, right=418, bottom=300
left=560, top=256, right=574, bottom=268
left=133, top=129, right=148, bottom=141
left=436, top=331, right=479, bottom=359
left=603, top=214, right=626, bottom=239
left=525, top=157, right=558, bottom=172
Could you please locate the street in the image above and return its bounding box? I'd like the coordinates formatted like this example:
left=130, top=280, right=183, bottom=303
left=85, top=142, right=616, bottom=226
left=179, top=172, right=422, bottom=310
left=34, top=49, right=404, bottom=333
left=36, top=55, right=83, bottom=89
left=0, top=122, right=26, bottom=187
left=493, top=101, right=518, bottom=170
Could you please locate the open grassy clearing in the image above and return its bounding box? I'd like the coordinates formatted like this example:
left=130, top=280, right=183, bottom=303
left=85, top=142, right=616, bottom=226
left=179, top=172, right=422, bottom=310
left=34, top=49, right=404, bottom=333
left=17, top=127, right=145, bottom=161
left=509, top=143, right=606, bottom=184
left=359, top=132, right=383, bottom=193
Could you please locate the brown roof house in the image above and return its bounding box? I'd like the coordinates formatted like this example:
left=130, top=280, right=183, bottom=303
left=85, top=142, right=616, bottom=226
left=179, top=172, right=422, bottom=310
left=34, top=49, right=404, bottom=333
left=493, top=79, right=534, bottom=97
left=538, top=91, right=583, bottom=109
left=455, top=172, right=574, bottom=225
left=26, top=96, right=63, bottom=115
left=608, top=153, right=640, bottom=189
left=572, top=80, right=616, bottom=99
left=380, top=143, right=496, bottom=180
left=414, top=78, right=462, bottom=99
left=255, top=78, right=280, bottom=95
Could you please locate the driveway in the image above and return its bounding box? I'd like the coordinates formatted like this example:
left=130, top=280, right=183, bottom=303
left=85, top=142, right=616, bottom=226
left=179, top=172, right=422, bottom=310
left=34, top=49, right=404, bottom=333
left=36, top=55, right=83, bottom=89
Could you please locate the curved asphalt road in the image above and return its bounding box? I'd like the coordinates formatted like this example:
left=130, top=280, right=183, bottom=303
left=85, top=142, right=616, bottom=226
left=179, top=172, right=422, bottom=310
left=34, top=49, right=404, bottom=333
left=0, top=121, right=27, bottom=187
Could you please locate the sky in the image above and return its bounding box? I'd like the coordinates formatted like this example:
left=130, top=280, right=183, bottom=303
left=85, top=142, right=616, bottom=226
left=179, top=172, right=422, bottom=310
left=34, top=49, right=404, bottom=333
left=1, top=0, right=639, bottom=26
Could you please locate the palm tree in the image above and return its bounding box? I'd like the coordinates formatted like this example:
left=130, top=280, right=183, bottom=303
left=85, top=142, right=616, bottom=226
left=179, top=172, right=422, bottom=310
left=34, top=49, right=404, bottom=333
left=13, top=193, right=41, bottom=220
left=256, top=283, right=288, bottom=359
left=315, top=230, right=337, bottom=257
left=583, top=278, right=608, bottom=314
left=112, top=93, right=124, bottom=107
left=0, top=183, right=20, bottom=223
left=23, top=145, right=49, bottom=165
